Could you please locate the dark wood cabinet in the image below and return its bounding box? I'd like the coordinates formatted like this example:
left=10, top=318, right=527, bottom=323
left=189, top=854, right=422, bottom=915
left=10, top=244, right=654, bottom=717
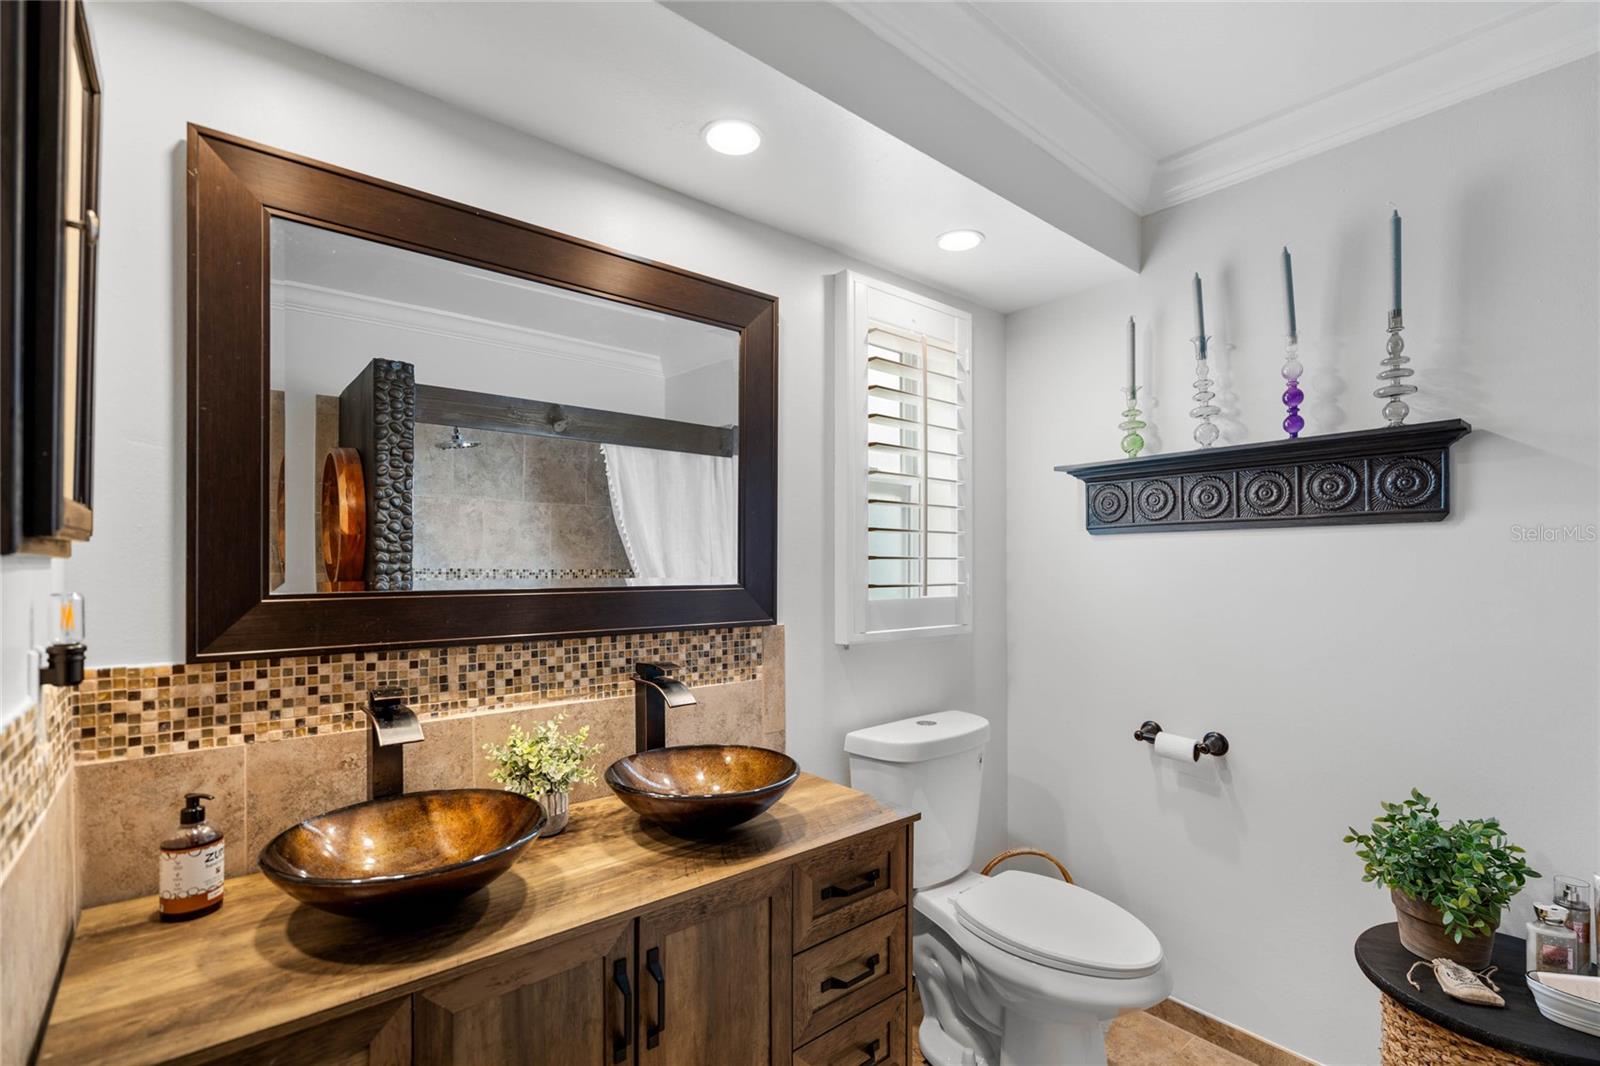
left=637, top=869, right=792, bottom=1066
left=414, top=921, right=632, bottom=1066
left=210, top=998, right=411, bottom=1066
left=38, top=777, right=916, bottom=1066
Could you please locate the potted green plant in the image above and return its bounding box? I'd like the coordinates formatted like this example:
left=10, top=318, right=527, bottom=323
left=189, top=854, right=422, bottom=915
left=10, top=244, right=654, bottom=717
left=1345, top=789, right=1538, bottom=968
left=483, top=715, right=603, bottom=837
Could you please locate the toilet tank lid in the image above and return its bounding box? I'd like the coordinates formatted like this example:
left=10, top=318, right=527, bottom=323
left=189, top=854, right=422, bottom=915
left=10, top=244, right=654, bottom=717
left=845, top=711, right=989, bottom=763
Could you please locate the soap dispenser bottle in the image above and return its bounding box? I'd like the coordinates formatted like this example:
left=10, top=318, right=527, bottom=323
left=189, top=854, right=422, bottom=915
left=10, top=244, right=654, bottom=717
left=158, top=792, right=225, bottom=921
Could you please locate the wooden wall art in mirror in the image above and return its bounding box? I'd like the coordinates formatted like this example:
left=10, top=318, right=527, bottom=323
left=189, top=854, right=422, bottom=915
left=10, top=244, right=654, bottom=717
left=187, top=126, right=776, bottom=660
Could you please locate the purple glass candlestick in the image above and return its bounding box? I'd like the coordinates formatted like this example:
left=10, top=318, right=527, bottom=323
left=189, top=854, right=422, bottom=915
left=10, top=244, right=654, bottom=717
left=1282, top=341, right=1305, bottom=439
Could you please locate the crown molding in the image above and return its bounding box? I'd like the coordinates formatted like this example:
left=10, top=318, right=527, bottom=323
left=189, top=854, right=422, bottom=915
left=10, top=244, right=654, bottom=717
left=837, top=0, right=1154, bottom=213
left=843, top=1, right=1596, bottom=218
left=270, top=280, right=666, bottom=378
left=1149, top=2, right=1599, bottom=210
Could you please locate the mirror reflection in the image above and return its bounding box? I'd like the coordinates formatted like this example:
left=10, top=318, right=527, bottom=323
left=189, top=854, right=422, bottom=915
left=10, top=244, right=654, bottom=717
left=267, top=219, right=740, bottom=593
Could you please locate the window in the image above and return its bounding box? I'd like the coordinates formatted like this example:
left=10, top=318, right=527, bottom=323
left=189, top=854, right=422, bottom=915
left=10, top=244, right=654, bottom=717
left=834, top=271, right=972, bottom=645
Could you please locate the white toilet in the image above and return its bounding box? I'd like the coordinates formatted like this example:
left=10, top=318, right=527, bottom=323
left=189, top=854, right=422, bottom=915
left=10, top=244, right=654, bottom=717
left=846, top=711, right=1171, bottom=1066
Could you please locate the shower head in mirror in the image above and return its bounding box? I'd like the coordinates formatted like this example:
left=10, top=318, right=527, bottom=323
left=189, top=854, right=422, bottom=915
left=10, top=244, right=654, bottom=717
left=437, top=427, right=480, bottom=450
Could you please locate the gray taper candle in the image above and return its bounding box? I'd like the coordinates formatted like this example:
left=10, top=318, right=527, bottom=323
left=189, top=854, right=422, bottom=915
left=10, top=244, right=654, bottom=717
left=1283, top=246, right=1297, bottom=343
left=1193, top=273, right=1207, bottom=357
left=1391, top=210, right=1402, bottom=315
left=1127, top=316, right=1136, bottom=392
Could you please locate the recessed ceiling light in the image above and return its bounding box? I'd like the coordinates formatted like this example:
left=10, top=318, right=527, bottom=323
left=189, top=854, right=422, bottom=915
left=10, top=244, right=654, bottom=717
left=702, top=119, right=762, bottom=156
left=937, top=229, right=984, bottom=252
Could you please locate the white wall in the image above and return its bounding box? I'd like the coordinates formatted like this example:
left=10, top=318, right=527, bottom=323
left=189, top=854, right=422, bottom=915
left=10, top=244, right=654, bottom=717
left=1005, top=58, right=1598, bottom=1064
left=71, top=2, right=1010, bottom=855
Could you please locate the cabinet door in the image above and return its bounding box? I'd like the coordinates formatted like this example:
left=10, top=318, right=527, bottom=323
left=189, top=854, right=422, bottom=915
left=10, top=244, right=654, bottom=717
left=211, top=997, right=410, bottom=1066
left=415, top=920, right=633, bottom=1066
left=637, top=868, right=792, bottom=1066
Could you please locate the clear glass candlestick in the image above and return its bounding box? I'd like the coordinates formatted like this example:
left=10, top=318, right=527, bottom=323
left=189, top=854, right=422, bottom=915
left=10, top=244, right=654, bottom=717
left=1190, top=337, right=1220, bottom=447
left=1374, top=311, right=1415, bottom=426
left=1282, top=340, right=1305, bottom=438
left=1119, top=386, right=1146, bottom=458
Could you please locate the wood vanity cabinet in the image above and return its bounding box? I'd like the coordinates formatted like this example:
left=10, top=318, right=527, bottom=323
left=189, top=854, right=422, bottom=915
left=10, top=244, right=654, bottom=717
left=39, top=776, right=914, bottom=1066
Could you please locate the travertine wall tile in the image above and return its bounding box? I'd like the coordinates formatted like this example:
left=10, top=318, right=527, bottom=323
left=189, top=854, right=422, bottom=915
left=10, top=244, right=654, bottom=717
left=76, top=746, right=246, bottom=907
left=243, top=732, right=366, bottom=873
left=0, top=775, right=76, bottom=1066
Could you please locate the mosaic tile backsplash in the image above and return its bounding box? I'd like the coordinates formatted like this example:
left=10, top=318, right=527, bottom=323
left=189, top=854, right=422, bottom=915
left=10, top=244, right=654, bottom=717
left=0, top=686, right=74, bottom=874
left=74, top=626, right=765, bottom=762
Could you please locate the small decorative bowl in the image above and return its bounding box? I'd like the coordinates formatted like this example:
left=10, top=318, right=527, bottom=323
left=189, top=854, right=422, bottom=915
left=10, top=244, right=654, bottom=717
left=1527, top=971, right=1600, bottom=1037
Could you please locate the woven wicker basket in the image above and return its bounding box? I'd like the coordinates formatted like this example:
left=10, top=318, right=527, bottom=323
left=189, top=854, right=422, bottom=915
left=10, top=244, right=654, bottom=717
left=1379, top=994, right=1536, bottom=1066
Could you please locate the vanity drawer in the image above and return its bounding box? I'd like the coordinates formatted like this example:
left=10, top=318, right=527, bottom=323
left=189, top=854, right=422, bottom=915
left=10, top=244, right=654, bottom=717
left=793, top=909, right=907, bottom=1045
left=793, top=992, right=906, bottom=1066
left=793, top=827, right=907, bottom=951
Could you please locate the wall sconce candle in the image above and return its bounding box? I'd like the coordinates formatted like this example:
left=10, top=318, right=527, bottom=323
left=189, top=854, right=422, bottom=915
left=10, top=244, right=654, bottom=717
left=41, top=591, right=86, bottom=688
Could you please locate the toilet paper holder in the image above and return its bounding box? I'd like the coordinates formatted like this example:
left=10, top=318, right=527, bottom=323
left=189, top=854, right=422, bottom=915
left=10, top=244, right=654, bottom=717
left=1133, top=720, right=1229, bottom=760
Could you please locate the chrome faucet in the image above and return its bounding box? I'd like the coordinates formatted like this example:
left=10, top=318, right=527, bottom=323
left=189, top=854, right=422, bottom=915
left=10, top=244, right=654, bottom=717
left=363, top=686, right=425, bottom=800
left=633, top=662, right=696, bottom=751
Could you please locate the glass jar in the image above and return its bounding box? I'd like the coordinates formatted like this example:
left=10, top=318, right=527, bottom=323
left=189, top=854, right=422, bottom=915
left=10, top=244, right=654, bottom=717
left=1557, top=877, right=1593, bottom=973
left=1528, top=903, right=1580, bottom=973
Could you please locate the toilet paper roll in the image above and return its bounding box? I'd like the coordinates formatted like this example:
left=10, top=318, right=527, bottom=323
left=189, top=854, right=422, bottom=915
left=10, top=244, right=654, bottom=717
left=1153, top=731, right=1199, bottom=763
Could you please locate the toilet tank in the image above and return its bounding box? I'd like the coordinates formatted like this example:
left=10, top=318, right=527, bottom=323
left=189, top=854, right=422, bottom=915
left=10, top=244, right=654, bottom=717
left=845, top=711, right=989, bottom=889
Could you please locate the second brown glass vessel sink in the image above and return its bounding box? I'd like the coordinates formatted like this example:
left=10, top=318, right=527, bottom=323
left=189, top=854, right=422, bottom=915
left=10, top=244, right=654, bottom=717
left=258, top=789, right=546, bottom=917
left=605, top=745, right=799, bottom=836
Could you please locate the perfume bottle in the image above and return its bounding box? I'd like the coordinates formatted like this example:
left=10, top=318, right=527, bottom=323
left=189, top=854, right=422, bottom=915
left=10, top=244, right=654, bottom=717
left=1557, top=877, right=1593, bottom=973
left=1527, top=902, right=1579, bottom=973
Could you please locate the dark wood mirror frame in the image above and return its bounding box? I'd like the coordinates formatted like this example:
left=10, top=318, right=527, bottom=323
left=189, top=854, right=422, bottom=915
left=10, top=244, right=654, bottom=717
left=187, top=126, right=776, bottom=661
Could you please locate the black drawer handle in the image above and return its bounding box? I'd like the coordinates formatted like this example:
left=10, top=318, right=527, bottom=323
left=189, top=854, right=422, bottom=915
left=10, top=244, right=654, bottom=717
left=820, top=869, right=881, bottom=901
left=611, top=959, right=632, bottom=1064
left=852, top=1037, right=882, bottom=1066
left=646, top=946, right=666, bottom=1049
left=820, top=953, right=880, bottom=992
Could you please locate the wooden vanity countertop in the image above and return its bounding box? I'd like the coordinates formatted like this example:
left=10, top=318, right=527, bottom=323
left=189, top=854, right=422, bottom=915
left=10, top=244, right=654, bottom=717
left=39, top=773, right=915, bottom=1066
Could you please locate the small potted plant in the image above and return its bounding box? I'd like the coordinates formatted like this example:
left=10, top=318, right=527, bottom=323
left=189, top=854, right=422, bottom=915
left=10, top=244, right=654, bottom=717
left=1345, top=789, right=1538, bottom=968
left=483, top=715, right=603, bottom=837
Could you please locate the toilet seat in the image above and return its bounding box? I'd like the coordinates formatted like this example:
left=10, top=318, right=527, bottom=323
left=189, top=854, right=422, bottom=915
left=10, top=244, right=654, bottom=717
left=954, top=870, right=1163, bottom=979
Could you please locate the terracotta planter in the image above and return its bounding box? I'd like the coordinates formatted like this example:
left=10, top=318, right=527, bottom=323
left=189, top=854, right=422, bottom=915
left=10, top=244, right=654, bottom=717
left=1391, top=888, right=1496, bottom=968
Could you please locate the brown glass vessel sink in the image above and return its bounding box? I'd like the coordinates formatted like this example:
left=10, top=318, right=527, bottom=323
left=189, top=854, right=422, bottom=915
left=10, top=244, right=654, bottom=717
left=605, top=745, right=799, bottom=836
left=258, top=789, right=545, bottom=917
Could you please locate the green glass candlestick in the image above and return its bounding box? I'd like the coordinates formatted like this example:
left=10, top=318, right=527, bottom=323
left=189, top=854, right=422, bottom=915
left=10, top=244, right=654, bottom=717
left=1119, top=386, right=1146, bottom=458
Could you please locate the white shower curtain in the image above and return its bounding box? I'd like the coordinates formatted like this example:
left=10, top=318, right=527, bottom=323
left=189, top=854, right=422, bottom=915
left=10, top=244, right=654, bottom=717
left=601, top=444, right=738, bottom=585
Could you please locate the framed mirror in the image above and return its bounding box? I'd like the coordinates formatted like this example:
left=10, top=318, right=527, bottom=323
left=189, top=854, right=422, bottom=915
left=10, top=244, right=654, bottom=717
left=188, top=127, right=776, bottom=660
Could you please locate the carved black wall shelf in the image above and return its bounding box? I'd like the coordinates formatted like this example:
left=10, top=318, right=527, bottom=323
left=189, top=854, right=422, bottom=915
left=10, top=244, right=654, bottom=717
left=1057, top=419, right=1471, bottom=534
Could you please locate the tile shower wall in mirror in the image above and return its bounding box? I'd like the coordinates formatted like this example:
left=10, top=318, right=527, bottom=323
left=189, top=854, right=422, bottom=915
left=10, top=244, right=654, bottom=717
left=267, top=219, right=741, bottom=594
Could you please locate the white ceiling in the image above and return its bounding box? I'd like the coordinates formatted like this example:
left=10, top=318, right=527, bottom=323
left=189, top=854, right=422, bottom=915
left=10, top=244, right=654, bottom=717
left=193, top=0, right=1131, bottom=315
left=826, top=0, right=1599, bottom=211
left=195, top=1, right=1596, bottom=313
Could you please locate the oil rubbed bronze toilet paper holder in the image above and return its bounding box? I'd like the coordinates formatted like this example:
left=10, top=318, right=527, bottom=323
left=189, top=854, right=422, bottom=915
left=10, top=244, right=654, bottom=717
left=1133, top=720, right=1230, bottom=761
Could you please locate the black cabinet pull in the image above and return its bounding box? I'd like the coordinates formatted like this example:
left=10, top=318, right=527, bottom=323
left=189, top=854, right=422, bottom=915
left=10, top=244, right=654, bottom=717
left=820, top=953, right=880, bottom=992
left=611, top=959, right=632, bottom=1064
left=852, top=1038, right=882, bottom=1066
left=820, top=869, right=881, bottom=901
left=646, top=946, right=666, bottom=1049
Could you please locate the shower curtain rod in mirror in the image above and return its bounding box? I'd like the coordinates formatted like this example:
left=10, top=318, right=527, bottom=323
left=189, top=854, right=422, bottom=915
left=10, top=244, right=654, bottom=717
left=415, top=384, right=737, bottom=458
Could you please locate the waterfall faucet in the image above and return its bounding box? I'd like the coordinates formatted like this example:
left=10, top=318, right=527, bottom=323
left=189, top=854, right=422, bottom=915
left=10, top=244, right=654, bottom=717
left=364, top=686, right=425, bottom=800
left=633, top=662, right=696, bottom=751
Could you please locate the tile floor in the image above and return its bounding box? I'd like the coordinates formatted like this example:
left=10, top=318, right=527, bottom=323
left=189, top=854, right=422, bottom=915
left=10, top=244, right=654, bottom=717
left=912, top=987, right=1255, bottom=1066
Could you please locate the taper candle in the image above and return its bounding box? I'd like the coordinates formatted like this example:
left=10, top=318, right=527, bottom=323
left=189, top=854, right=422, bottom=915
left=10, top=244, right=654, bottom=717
left=1282, top=246, right=1298, bottom=343
left=1126, top=316, right=1135, bottom=392
left=1192, top=273, right=1207, bottom=356
left=1390, top=209, right=1402, bottom=315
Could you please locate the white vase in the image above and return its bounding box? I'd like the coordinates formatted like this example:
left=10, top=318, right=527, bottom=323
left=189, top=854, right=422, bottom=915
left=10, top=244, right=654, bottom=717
left=539, top=791, right=571, bottom=836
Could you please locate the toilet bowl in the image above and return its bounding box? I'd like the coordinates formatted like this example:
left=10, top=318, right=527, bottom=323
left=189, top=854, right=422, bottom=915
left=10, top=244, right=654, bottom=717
left=846, top=712, right=1171, bottom=1066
